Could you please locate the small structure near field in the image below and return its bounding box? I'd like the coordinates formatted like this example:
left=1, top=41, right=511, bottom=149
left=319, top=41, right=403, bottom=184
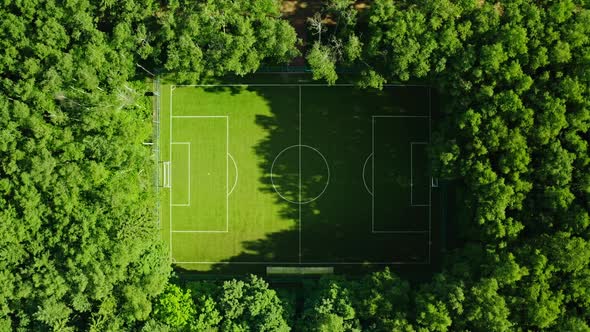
left=267, top=267, right=334, bottom=275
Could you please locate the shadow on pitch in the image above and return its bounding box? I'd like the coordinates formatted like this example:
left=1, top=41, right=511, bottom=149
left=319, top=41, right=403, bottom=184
left=177, top=83, right=438, bottom=277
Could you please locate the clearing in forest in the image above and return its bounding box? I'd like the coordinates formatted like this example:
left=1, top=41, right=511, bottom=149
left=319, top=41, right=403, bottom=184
left=159, top=82, right=437, bottom=272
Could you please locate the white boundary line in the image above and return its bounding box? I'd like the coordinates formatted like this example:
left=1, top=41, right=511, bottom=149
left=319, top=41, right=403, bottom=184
left=410, top=141, right=412, bottom=206
left=226, top=116, right=229, bottom=232
left=372, top=115, right=429, bottom=118
left=372, top=117, right=375, bottom=232
left=169, top=86, right=173, bottom=259
left=298, top=86, right=302, bottom=263
left=172, top=230, right=228, bottom=233
left=410, top=142, right=429, bottom=207
left=168, top=84, right=433, bottom=265
left=372, top=230, right=429, bottom=234
left=172, top=115, right=228, bottom=118
left=428, top=87, right=432, bottom=264
left=174, top=83, right=430, bottom=87
left=174, top=261, right=429, bottom=265
left=171, top=142, right=190, bottom=206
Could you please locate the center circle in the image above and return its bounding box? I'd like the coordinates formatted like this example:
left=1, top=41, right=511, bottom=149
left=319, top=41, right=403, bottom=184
left=270, top=145, right=330, bottom=204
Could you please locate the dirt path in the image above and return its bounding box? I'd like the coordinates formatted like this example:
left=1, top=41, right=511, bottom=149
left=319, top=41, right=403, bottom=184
left=281, top=0, right=323, bottom=66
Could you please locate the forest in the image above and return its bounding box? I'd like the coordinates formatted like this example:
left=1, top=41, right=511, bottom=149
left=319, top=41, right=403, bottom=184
left=0, top=0, right=588, bottom=331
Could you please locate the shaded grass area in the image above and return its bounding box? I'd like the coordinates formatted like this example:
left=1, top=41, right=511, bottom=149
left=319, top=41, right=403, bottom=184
left=297, top=86, right=430, bottom=263
left=159, top=81, right=439, bottom=274
left=373, top=117, right=430, bottom=231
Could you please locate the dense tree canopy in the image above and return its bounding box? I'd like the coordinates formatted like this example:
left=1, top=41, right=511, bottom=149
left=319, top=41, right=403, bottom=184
left=0, top=0, right=169, bottom=329
left=154, top=0, right=299, bottom=82
left=317, top=0, right=588, bottom=330
left=2, top=0, right=589, bottom=330
left=0, top=0, right=297, bottom=330
left=299, top=0, right=590, bottom=330
left=150, top=276, right=289, bottom=331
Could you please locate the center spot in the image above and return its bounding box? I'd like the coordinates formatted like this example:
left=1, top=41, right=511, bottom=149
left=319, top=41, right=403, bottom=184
left=270, top=145, right=330, bottom=204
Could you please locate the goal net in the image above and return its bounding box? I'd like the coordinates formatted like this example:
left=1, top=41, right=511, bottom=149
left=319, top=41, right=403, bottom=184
left=162, top=161, right=171, bottom=188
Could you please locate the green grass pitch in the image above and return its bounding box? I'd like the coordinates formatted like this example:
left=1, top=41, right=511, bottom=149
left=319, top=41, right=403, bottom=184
left=159, top=83, right=435, bottom=272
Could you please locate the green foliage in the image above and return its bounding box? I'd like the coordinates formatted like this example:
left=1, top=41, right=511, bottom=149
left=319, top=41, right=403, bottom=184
left=2, top=0, right=589, bottom=330
left=217, top=275, right=289, bottom=331
left=0, top=0, right=172, bottom=321
left=0, top=82, right=171, bottom=330
left=304, top=0, right=590, bottom=330
left=352, top=268, right=411, bottom=330
left=154, top=285, right=196, bottom=329
left=306, top=43, right=338, bottom=85
left=357, top=70, right=387, bottom=89
left=300, top=278, right=358, bottom=332
left=415, top=297, right=452, bottom=332
left=155, top=276, right=289, bottom=331
left=304, top=0, right=361, bottom=85
left=0, top=0, right=299, bottom=329
left=156, top=0, right=299, bottom=83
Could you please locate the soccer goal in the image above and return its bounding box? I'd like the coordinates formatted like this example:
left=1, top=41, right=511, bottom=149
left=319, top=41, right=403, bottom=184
left=431, top=177, right=439, bottom=188
left=162, top=161, right=171, bottom=188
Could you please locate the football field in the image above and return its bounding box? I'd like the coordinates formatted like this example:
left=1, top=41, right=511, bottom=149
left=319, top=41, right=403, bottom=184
left=159, top=83, right=436, bottom=272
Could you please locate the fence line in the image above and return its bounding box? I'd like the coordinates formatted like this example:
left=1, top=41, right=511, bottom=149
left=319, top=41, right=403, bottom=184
left=256, top=65, right=357, bottom=74
left=153, top=77, right=161, bottom=228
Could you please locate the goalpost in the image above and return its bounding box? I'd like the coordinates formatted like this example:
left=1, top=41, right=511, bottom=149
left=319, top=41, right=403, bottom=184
left=431, top=177, right=439, bottom=188
left=162, top=161, right=171, bottom=188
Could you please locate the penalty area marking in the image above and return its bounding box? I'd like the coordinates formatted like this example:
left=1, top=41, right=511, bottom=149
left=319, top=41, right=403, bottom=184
left=169, top=90, right=229, bottom=235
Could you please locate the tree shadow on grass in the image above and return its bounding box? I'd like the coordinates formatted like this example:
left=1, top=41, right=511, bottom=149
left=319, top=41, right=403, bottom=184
left=178, top=83, right=441, bottom=279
